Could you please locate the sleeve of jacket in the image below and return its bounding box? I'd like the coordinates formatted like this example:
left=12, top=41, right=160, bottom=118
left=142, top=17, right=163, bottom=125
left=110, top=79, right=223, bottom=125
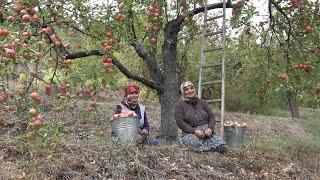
left=202, top=100, right=216, bottom=131
left=114, top=104, right=122, bottom=114
left=142, top=111, right=150, bottom=132
left=174, top=101, right=195, bottom=133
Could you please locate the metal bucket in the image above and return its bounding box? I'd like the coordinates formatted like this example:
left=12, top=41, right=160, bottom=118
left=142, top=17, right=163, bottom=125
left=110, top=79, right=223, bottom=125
left=111, top=117, right=139, bottom=144
left=224, top=126, right=245, bottom=147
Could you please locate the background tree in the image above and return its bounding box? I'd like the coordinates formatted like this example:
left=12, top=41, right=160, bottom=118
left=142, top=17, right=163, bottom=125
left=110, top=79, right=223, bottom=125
left=231, top=0, right=319, bottom=117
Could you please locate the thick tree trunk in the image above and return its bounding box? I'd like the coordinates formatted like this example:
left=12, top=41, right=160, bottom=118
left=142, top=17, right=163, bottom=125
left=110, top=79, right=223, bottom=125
left=158, top=19, right=181, bottom=142
left=286, top=91, right=299, bottom=118
left=158, top=85, right=179, bottom=138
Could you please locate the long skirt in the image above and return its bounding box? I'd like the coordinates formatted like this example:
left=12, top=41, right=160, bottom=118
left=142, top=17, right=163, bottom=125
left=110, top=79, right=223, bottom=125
left=181, top=124, right=225, bottom=152
left=139, top=135, right=158, bottom=146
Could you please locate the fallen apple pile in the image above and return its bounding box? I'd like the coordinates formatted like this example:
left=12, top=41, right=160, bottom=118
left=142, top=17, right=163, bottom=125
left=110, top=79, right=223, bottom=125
left=110, top=110, right=138, bottom=121
left=224, top=121, right=247, bottom=128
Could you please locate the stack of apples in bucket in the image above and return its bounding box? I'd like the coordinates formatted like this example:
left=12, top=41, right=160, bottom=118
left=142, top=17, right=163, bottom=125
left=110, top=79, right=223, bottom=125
left=110, top=109, right=138, bottom=121
left=224, top=121, right=247, bottom=128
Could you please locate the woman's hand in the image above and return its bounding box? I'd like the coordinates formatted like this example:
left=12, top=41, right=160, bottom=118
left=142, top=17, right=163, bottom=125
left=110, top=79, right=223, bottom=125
left=204, top=128, right=213, bottom=137
left=141, top=129, right=149, bottom=136
left=194, top=130, right=205, bottom=139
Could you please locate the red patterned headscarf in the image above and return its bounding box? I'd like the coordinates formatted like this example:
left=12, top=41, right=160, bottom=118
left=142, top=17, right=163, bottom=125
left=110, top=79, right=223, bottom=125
left=124, top=84, right=140, bottom=96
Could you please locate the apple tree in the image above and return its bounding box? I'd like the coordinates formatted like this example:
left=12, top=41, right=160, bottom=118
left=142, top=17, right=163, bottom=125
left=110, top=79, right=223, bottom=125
left=231, top=0, right=319, bottom=117
left=0, top=0, right=236, bottom=141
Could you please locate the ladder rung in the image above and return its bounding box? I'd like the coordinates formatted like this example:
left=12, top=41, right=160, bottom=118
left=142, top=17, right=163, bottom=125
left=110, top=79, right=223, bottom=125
left=205, top=30, right=223, bottom=37
left=206, top=15, right=224, bottom=22
left=205, top=98, right=222, bottom=103
left=203, top=63, right=222, bottom=68
left=204, top=46, right=223, bottom=52
left=202, top=80, right=222, bottom=85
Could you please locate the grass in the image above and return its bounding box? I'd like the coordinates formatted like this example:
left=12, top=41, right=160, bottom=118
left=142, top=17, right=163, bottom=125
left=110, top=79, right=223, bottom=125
left=299, top=108, right=320, bottom=141
left=2, top=99, right=320, bottom=179
left=247, top=138, right=320, bottom=153
left=244, top=108, right=320, bottom=154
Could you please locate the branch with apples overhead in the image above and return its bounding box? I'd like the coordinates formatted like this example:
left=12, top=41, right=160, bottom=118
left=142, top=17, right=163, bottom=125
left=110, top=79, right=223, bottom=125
left=63, top=1, right=234, bottom=91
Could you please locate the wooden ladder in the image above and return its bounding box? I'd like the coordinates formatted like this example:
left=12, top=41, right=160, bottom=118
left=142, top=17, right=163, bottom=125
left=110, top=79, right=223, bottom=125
left=198, top=0, right=227, bottom=137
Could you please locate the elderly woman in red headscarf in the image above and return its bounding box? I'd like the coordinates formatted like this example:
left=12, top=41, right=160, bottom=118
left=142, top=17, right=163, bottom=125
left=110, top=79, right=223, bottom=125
left=114, top=84, right=157, bottom=146
left=174, top=81, right=226, bottom=153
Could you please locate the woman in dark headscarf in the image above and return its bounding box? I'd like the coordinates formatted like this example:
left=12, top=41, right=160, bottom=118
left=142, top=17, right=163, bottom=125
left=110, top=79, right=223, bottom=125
left=174, top=81, right=226, bottom=153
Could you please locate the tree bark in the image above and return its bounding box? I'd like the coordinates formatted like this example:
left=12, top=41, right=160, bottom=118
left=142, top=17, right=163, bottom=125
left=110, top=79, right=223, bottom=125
left=286, top=91, right=299, bottom=118
left=157, top=20, right=181, bottom=139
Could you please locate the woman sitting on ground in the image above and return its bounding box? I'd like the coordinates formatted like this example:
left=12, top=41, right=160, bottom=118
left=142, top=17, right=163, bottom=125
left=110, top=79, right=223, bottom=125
left=174, top=81, right=226, bottom=153
left=112, top=83, right=157, bottom=146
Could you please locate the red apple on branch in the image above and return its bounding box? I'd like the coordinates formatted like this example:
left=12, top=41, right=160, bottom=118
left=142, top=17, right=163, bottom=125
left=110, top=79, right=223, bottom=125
left=33, top=116, right=43, bottom=127
left=104, top=44, right=113, bottom=51
left=41, top=27, right=52, bottom=34
left=13, top=5, right=23, bottom=14
left=32, top=14, right=40, bottom=22
left=0, top=92, right=6, bottom=102
left=0, top=29, right=10, bottom=37
left=22, top=31, right=30, bottom=36
left=304, top=24, right=314, bottom=32
left=30, top=91, right=41, bottom=103
left=236, top=0, right=244, bottom=8
left=29, top=108, right=37, bottom=116
left=150, top=37, right=157, bottom=44
left=35, top=51, right=44, bottom=58
left=7, top=16, right=14, bottom=22
left=5, top=49, right=16, bottom=58
left=103, top=57, right=112, bottom=63
left=310, top=48, right=317, bottom=54
left=22, top=14, right=31, bottom=23
left=148, top=5, right=156, bottom=13
left=152, top=24, right=160, bottom=31
left=105, top=31, right=113, bottom=38
left=3, top=44, right=12, bottom=49
left=44, top=85, right=52, bottom=96
left=181, top=12, right=188, bottom=20
left=20, top=9, right=28, bottom=14
left=116, top=13, right=125, bottom=21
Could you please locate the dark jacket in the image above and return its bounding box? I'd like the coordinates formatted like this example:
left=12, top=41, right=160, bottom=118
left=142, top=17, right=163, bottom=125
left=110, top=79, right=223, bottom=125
left=174, top=98, right=215, bottom=133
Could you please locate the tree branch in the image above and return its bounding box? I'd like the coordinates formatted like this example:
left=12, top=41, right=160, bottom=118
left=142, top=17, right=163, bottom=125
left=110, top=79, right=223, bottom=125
left=190, top=0, right=234, bottom=17
left=111, top=55, right=162, bottom=92
left=65, top=50, right=103, bottom=59
left=128, top=9, right=137, bottom=39
left=270, top=0, right=292, bottom=72
left=270, top=0, right=292, bottom=42
left=64, top=49, right=162, bottom=92
left=131, top=40, right=164, bottom=85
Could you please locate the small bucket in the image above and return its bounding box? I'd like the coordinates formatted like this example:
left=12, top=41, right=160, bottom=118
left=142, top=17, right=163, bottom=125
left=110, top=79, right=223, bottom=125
left=111, top=117, right=139, bottom=144
left=224, top=126, right=246, bottom=147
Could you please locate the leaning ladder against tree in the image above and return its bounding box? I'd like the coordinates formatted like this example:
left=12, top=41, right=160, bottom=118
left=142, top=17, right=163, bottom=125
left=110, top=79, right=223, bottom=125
left=198, top=0, right=227, bottom=137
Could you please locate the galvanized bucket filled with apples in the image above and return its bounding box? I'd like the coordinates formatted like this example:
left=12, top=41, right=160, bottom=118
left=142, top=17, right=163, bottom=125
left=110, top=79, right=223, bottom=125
left=223, top=121, right=247, bottom=148
left=110, top=110, right=140, bottom=144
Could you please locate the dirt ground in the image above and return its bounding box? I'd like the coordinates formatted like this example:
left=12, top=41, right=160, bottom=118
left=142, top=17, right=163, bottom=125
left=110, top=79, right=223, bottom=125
left=0, top=94, right=319, bottom=179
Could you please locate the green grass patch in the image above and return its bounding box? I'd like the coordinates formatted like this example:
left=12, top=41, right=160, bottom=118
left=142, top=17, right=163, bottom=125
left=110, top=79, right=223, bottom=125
left=298, top=108, right=320, bottom=142
left=246, top=138, right=320, bottom=154
left=245, top=107, right=320, bottom=153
